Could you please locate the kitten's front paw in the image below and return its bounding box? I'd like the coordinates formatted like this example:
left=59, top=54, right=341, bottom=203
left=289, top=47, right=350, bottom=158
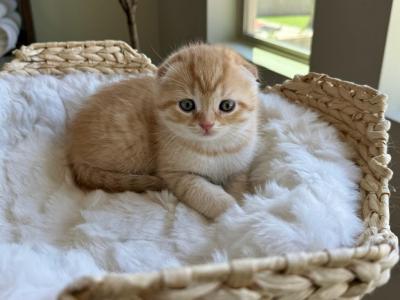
left=203, top=193, right=236, bottom=219
left=223, top=172, right=248, bottom=205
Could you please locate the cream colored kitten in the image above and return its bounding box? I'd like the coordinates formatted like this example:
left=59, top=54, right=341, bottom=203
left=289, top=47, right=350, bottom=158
left=68, top=44, right=260, bottom=219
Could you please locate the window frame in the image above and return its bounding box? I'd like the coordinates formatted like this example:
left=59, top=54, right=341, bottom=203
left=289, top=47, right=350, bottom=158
left=241, top=0, right=313, bottom=65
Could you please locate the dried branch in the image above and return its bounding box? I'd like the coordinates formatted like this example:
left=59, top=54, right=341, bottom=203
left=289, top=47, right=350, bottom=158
left=118, top=0, right=140, bottom=50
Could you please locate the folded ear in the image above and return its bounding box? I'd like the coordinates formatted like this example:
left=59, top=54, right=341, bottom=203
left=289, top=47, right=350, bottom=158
left=240, top=58, right=259, bottom=81
left=219, top=46, right=259, bottom=81
left=157, top=53, right=183, bottom=78
left=233, top=52, right=259, bottom=81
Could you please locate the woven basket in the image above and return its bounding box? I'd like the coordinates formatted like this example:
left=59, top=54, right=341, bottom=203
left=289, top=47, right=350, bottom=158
left=1, top=40, right=398, bottom=300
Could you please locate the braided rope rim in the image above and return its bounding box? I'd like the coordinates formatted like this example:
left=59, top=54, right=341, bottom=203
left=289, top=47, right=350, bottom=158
left=1, top=41, right=398, bottom=300
left=0, top=40, right=157, bottom=75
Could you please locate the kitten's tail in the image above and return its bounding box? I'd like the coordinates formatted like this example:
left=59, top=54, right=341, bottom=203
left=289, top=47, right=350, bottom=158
left=70, top=163, right=166, bottom=193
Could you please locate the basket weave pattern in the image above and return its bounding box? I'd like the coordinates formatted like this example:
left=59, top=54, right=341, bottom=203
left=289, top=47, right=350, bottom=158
left=1, top=41, right=398, bottom=300
left=1, top=40, right=156, bottom=75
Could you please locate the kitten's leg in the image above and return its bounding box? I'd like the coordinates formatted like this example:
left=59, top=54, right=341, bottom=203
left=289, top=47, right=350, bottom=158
left=71, top=163, right=166, bottom=193
left=161, top=172, right=236, bottom=219
left=223, top=172, right=249, bottom=205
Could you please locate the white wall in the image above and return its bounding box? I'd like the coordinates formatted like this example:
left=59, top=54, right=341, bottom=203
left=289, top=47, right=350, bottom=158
left=30, top=0, right=160, bottom=62
left=207, top=0, right=238, bottom=44
left=158, top=0, right=206, bottom=58
left=379, top=0, right=400, bottom=122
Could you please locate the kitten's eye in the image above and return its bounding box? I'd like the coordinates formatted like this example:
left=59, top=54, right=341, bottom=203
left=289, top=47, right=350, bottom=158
left=178, top=99, right=196, bottom=112
left=219, top=99, right=236, bottom=112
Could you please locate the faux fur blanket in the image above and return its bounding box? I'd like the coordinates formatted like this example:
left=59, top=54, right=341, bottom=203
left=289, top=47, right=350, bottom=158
left=0, top=73, right=363, bottom=300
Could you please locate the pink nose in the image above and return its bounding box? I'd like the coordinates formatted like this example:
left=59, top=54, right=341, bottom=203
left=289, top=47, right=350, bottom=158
left=199, top=122, right=214, bottom=132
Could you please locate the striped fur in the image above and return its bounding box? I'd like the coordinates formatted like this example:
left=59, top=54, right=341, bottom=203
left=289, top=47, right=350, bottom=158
left=67, top=44, right=261, bottom=218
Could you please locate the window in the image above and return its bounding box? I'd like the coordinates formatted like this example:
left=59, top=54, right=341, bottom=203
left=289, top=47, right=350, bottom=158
left=243, top=0, right=315, bottom=64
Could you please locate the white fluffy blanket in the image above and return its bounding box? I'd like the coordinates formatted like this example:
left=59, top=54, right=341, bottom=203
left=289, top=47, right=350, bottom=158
left=0, top=73, right=363, bottom=300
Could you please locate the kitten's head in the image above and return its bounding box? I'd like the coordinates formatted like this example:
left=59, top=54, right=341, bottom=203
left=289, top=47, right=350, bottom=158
left=156, top=44, right=259, bottom=142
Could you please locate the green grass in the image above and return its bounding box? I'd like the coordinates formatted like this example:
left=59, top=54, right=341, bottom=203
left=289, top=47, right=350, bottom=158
left=258, top=15, right=311, bottom=29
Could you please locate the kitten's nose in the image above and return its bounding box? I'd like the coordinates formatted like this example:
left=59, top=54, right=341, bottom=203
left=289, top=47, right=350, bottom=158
left=199, top=122, right=214, bottom=132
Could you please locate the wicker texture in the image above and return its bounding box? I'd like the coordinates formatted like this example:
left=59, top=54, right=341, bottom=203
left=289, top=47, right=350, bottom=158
left=1, top=41, right=397, bottom=300
left=0, top=40, right=156, bottom=75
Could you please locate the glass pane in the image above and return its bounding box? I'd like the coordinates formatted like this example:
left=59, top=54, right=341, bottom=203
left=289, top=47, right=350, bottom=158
left=245, top=0, right=315, bottom=55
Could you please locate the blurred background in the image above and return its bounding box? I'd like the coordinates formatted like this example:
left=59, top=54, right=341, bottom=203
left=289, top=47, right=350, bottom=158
left=0, top=0, right=398, bottom=298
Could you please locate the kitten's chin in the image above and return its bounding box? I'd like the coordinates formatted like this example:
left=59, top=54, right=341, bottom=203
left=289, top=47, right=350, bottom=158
left=195, top=128, right=223, bottom=139
left=198, top=135, right=218, bottom=141
left=200, top=131, right=217, bottom=138
left=180, top=130, right=221, bottom=142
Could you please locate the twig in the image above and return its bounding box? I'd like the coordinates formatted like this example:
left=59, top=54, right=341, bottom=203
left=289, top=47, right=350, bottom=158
left=118, top=0, right=140, bottom=50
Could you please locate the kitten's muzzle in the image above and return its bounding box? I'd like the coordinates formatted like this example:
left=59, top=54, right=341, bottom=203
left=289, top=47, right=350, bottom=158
left=199, top=122, right=214, bottom=134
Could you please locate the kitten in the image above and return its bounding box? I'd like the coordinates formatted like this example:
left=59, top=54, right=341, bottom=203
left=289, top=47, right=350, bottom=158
left=67, top=44, right=260, bottom=219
